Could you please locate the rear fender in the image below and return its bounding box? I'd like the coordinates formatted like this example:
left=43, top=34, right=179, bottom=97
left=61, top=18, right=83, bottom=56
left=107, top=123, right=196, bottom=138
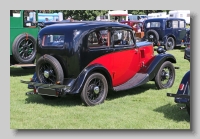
left=69, top=64, right=112, bottom=94
left=146, top=53, right=176, bottom=80
left=175, top=71, right=190, bottom=103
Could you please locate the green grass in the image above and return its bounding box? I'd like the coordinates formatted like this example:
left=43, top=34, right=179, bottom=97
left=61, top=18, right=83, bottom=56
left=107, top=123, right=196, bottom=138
left=10, top=46, right=190, bottom=129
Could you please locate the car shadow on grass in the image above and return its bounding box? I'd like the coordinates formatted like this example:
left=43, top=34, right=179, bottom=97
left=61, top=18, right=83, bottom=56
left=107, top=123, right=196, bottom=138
left=10, top=67, right=35, bottom=76
left=24, top=83, right=157, bottom=107
left=106, top=83, right=157, bottom=101
left=153, top=103, right=190, bottom=122
left=25, top=94, right=83, bottom=107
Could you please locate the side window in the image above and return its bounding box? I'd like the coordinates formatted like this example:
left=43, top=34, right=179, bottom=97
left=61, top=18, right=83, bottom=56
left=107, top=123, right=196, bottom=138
left=166, top=20, right=172, bottom=28
left=179, top=20, right=185, bottom=28
left=146, top=22, right=150, bottom=28
left=113, top=30, right=134, bottom=47
left=88, top=29, right=110, bottom=48
left=10, top=10, right=21, bottom=17
left=172, top=20, right=178, bottom=28
left=23, top=10, right=37, bottom=27
left=42, top=34, right=65, bottom=47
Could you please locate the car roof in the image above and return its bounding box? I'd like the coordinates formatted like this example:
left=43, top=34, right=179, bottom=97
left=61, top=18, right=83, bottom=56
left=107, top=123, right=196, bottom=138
left=144, top=17, right=186, bottom=22
left=40, top=21, right=132, bottom=33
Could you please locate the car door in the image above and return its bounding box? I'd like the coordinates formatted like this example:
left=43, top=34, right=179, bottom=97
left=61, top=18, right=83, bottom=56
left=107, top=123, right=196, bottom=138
left=165, top=20, right=175, bottom=37
left=111, top=28, right=141, bottom=87
left=171, top=20, right=182, bottom=44
left=80, top=28, right=114, bottom=74
left=177, top=19, right=187, bottom=44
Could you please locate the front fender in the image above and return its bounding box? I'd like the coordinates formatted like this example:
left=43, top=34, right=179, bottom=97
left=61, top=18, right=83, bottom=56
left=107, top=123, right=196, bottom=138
left=162, top=34, right=175, bottom=45
left=147, top=53, right=176, bottom=80
left=69, top=64, right=112, bottom=94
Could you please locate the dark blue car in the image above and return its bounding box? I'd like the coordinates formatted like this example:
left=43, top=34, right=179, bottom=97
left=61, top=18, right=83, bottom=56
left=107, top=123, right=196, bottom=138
left=167, top=45, right=190, bottom=115
left=143, top=18, right=190, bottom=50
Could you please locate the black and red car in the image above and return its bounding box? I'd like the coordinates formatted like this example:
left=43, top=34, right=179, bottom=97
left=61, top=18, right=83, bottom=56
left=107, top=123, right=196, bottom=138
left=21, top=21, right=177, bottom=106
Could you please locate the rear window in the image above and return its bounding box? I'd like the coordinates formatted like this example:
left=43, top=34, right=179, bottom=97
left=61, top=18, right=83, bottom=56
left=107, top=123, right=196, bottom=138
left=146, top=22, right=160, bottom=28
left=42, top=34, right=64, bottom=47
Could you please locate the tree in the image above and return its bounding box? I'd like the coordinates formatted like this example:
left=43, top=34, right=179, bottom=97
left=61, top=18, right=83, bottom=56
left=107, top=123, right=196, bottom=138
left=50, top=10, right=108, bottom=20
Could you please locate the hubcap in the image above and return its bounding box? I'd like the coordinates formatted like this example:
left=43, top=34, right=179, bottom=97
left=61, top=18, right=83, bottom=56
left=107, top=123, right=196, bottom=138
left=94, top=86, right=100, bottom=94
left=149, top=35, right=154, bottom=39
left=44, top=70, right=50, bottom=78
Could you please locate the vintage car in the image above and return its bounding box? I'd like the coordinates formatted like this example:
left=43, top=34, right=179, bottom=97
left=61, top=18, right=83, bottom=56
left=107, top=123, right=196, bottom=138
left=167, top=44, right=190, bottom=115
left=21, top=21, right=178, bottom=106
left=142, top=18, right=190, bottom=50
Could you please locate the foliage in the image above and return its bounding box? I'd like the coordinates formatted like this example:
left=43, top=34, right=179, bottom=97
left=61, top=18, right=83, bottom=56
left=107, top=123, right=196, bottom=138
left=39, top=10, right=171, bottom=20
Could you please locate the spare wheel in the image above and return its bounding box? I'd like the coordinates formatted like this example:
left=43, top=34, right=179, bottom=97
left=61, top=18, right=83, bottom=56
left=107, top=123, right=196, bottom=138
left=36, top=54, right=64, bottom=85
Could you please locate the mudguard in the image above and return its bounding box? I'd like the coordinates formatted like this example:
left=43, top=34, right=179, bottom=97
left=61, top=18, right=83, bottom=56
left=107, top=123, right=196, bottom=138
left=146, top=53, right=176, bottom=80
left=174, top=70, right=190, bottom=103
left=24, top=64, right=112, bottom=95
left=69, top=64, right=112, bottom=94
left=162, top=34, right=176, bottom=45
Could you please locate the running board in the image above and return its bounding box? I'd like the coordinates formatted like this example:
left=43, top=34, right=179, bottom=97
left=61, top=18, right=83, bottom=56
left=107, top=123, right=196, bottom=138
left=113, top=73, right=149, bottom=91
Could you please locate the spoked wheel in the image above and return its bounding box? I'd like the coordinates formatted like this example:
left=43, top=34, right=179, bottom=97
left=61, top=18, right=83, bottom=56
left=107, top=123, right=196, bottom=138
left=146, top=30, right=159, bottom=46
left=165, top=37, right=175, bottom=51
left=36, top=55, right=64, bottom=100
left=12, top=34, right=36, bottom=64
left=81, top=73, right=108, bottom=106
left=155, top=61, right=175, bottom=89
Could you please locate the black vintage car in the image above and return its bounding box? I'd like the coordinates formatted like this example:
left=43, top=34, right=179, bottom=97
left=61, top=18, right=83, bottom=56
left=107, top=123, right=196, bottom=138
left=143, top=18, right=190, bottom=50
left=21, top=21, right=178, bottom=106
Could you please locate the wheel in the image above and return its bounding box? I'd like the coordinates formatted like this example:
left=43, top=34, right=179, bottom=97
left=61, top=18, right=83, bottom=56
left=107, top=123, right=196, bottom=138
left=186, top=102, right=190, bottom=116
left=146, top=30, right=159, bottom=46
left=155, top=61, right=175, bottom=89
left=12, top=33, right=36, bottom=64
left=164, top=37, right=175, bottom=50
left=36, top=54, right=64, bottom=85
left=81, top=73, right=108, bottom=106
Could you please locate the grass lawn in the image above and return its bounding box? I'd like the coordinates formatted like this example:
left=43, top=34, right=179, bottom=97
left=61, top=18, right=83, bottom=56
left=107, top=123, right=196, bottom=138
left=10, top=46, right=190, bottom=129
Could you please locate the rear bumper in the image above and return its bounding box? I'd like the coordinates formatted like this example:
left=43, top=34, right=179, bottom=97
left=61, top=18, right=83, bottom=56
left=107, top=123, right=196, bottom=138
left=167, top=93, right=190, bottom=103
left=21, top=80, right=73, bottom=97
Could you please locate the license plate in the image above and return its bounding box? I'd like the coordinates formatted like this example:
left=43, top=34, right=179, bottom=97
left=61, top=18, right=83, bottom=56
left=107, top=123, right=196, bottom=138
left=38, top=88, right=57, bottom=96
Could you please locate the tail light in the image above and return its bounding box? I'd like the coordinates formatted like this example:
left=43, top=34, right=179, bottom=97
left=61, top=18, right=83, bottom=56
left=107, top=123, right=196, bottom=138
left=179, top=84, right=185, bottom=91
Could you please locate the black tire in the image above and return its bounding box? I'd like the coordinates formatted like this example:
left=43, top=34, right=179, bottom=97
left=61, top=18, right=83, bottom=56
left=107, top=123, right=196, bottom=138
left=164, top=37, right=175, bottom=50
left=36, top=54, right=64, bottom=85
left=186, top=102, right=190, bottom=116
left=12, top=33, right=36, bottom=64
left=155, top=61, right=175, bottom=89
left=81, top=73, right=108, bottom=106
left=146, top=30, right=159, bottom=46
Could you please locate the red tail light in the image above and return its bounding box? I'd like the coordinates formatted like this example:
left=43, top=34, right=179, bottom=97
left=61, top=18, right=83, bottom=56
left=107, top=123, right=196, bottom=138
left=179, top=84, right=184, bottom=90
left=33, top=89, right=36, bottom=93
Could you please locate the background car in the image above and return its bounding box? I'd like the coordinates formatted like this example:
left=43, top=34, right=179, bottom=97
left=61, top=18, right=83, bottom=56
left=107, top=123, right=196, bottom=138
left=142, top=18, right=188, bottom=50
left=167, top=44, right=190, bottom=115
